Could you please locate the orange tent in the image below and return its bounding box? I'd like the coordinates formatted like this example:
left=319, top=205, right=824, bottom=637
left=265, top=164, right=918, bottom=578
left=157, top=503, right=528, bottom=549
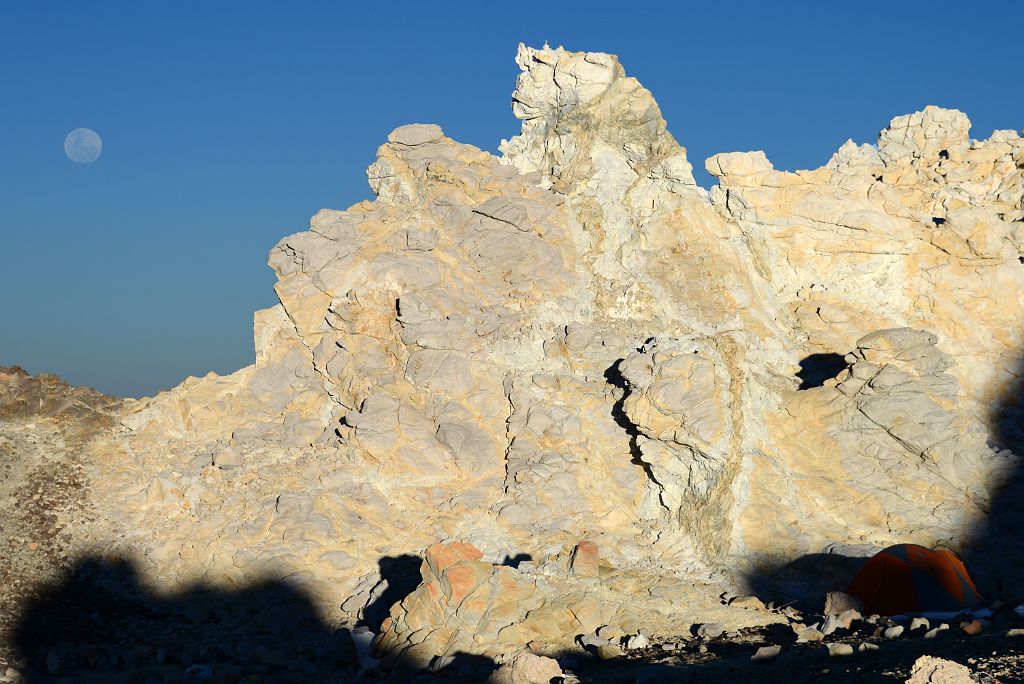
left=846, top=544, right=981, bottom=616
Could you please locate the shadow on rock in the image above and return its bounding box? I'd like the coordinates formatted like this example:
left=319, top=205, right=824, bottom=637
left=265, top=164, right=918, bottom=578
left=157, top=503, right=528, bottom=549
left=795, top=353, right=848, bottom=390
left=741, top=345, right=1024, bottom=609
left=964, top=355, right=1024, bottom=599
left=360, top=553, right=423, bottom=631
left=738, top=552, right=869, bottom=613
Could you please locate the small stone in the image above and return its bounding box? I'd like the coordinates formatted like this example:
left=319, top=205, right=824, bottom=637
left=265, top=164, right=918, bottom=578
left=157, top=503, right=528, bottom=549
left=697, top=622, right=724, bottom=639
left=569, top=540, right=600, bottom=578
left=577, top=634, right=608, bottom=649
left=1015, top=604, right=1024, bottom=619
left=698, top=645, right=708, bottom=654
left=924, top=627, right=942, bottom=639
left=826, top=643, right=854, bottom=657
left=213, top=448, right=241, bottom=469
left=351, top=625, right=380, bottom=673
left=751, top=645, right=781, bottom=662
left=183, top=664, right=213, bottom=682
left=910, top=617, right=930, bottom=631
left=884, top=625, right=904, bottom=639
left=596, top=625, right=625, bottom=641
left=596, top=644, right=623, bottom=660
left=1008, top=628, right=1024, bottom=637
left=796, top=627, right=825, bottom=643
left=905, top=655, right=974, bottom=684
left=821, top=614, right=841, bottom=636
left=858, top=642, right=879, bottom=653
left=730, top=595, right=766, bottom=610
left=824, top=591, right=862, bottom=616
left=837, top=609, right=862, bottom=629
left=625, top=633, right=650, bottom=650
left=4, top=668, right=22, bottom=682
left=960, top=619, right=983, bottom=635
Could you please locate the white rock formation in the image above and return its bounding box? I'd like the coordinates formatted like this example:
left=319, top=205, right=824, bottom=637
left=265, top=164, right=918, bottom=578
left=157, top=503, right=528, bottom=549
left=80, top=43, right=1022, bottom=665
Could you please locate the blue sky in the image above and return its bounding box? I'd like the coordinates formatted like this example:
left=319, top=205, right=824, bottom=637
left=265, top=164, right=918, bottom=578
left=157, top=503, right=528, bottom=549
left=2, top=1, right=1021, bottom=398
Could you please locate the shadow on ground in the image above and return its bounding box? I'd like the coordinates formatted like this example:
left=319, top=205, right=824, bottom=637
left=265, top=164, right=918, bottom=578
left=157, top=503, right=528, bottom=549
left=20, top=556, right=1024, bottom=684
left=10, top=555, right=506, bottom=682
left=13, top=556, right=357, bottom=682
left=738, top=553, right=869, bottom=614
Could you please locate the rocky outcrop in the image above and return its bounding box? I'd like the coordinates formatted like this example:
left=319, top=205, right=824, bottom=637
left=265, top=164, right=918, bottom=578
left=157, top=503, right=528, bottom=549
left=0, top=366, right=121, bottom=425
left=904, top=655, right=975, bottom=684
left=25, top=43, right=1020, bottom=669
left=706, top=105, right=1024, bottom=408
left=375, top=541, right=779, bottom=669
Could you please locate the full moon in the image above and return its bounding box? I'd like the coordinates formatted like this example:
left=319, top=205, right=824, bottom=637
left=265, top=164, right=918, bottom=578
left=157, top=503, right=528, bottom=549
left=64, top=128, right=102, bottom=164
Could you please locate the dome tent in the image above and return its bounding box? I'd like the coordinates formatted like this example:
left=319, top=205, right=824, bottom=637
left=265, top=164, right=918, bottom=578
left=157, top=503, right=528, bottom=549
left=846, top=544, right=981, bottom=616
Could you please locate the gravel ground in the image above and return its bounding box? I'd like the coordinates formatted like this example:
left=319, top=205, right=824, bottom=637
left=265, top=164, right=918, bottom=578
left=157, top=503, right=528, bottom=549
left=564, top=620, right=1024, bottom=683
left=0, top=419, right=97, bottom=670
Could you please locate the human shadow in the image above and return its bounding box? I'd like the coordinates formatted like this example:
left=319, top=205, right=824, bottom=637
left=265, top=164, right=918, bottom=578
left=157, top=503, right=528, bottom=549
left=358, top=552, right=534, bottom=631
left=360, top=554, right=423, bottom=631
left=738, top=553, right=869, bottom=613
left=11, top=555, right=506, bottom=682
left=12, top=556, right=361, bottom=682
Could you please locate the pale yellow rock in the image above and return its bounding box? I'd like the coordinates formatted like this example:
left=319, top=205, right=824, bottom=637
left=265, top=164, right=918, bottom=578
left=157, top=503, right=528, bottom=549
left=43, top=44, right=1020, bottom=665
left=904, top=655, right=974, bottom=684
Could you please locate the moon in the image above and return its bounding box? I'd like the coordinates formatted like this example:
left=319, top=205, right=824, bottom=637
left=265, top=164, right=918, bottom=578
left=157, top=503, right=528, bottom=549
left=64, top=128, right=102, bottom=164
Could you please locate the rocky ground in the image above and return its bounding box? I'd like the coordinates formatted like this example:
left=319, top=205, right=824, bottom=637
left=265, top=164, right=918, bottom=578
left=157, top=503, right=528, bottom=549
left=0, top=368, right=122, bottom=670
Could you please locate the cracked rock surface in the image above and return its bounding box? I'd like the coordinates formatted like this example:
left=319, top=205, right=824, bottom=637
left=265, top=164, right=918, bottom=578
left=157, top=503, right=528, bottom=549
left=3, top=43, right=1024, bottom=676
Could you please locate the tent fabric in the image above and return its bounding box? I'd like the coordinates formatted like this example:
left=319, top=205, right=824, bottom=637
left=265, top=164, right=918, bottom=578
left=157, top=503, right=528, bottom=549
left=846, top=544, right=981, bottom=616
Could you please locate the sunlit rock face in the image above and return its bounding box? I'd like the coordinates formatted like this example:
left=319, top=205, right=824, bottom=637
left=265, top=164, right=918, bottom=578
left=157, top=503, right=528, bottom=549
left=93, top=44, right=1022, bottom=659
